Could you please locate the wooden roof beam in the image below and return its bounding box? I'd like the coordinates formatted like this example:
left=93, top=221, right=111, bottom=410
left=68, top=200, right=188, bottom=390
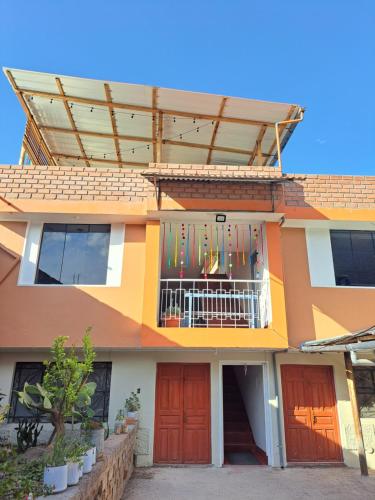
left=248, top=125, right=267, bottom=166
left=6, top=70, right=55, bottom=166
left=265, top=106, right=295, bottom=166
left=51, top=152, right=147, bottom=168
left=39, top=125, right=271, bottom=157
left=152, top=88, right=158, bottom=163
left=104, top=83, right=122, bottom=165
left=18, top=88, right=275, bottom=128
left=55, top=77, right=90, bottom=168
left=156, top=112, right=163, bottom=163
left=207, top=97, right=227, bottom=164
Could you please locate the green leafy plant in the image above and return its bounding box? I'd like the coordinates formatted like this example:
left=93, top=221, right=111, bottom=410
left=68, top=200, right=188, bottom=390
left=124, top=390, right=141, bottom=412
left=15, top=419, right=43, bottom=452
left=81, top=419, right=103, bottom=430
left=164, top=304, right=181, bottom=316
left=63, top=437, right=86, bottom=464
left=45, top=436, right=66, bottom=467
left=0, top=448, right=52, bottom=499
left=0, top=391, right=10, bottom=424
left=17, top=329, right=97, bottom=443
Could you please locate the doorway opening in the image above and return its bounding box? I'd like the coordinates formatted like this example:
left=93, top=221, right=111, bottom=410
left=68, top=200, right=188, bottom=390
left=223, top=365, right=268, bottom=465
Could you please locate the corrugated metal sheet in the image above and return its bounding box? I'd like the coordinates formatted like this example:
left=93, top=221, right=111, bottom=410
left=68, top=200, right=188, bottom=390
left=4, top=67, right=303, bottom=168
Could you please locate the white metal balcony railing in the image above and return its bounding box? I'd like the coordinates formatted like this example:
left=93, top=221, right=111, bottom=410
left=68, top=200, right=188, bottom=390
left=159, top=279, right=269, bottom=328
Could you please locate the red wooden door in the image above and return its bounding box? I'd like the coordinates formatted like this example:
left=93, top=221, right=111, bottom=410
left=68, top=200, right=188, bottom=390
left=154, top=363, right=211, bottom=464
left=281, top=365, right=343, bottom=463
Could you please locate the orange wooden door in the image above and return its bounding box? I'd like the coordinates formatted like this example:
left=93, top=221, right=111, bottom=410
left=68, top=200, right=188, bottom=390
left=281, top=365, right=342, bottom=463
left=182, top=364, right=211, bottom=464
left=154, top=363, right=211, bottom=464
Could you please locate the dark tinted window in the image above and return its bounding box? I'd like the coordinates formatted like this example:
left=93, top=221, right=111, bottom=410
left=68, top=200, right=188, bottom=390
left=8, top=363, right=47, bottom=422
left=36, top=224, right=110, bottom=285
left=354, top=367, right=375, bottom=418
left=330, top=230, right=375, bottom=286
left=8, top=362, right=112, bottom=422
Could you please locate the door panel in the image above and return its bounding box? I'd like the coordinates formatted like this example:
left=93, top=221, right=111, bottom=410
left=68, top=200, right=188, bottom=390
left=281, top=365, right=342, bottom=463
left=154, top=363, right=211, bottom=464
left=183, top=364, right=211, bottom=464
left=154, top=364, right=183, bottom=464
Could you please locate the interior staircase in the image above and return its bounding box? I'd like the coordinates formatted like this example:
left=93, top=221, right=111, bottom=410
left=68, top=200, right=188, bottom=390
left=223, top=366, right=267, bottom=464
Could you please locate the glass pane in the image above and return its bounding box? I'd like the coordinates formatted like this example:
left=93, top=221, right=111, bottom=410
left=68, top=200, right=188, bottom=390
left=36, top=224, right=110, bottom=285
left=60, top=225, right=110, bottom=284
left=331, top=230, right=375, bottom=286
left=35, top=224, right=66, bottom=283
left=9, top=363, right=47, bottom=422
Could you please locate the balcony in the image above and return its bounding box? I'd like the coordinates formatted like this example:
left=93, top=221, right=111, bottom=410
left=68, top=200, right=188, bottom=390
left=159, top=278, right=269, bottom=328
left=158, top=219, right=270, bottom=329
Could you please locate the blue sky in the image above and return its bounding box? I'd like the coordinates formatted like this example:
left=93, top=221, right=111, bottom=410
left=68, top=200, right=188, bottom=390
left=0, top=0, right=374, bottom=174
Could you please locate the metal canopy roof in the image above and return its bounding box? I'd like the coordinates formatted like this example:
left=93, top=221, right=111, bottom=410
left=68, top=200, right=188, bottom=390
left=4, top=67, right=303, bottom=169
left=300, top=326, right=375, bottom=352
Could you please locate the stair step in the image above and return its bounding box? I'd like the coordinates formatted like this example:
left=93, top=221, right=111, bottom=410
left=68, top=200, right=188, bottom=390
left=225, top=443, right=256, bottom=452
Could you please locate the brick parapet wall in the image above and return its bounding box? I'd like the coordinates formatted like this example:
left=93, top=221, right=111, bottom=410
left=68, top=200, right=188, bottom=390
left=0, top=164, right=375, bottom=209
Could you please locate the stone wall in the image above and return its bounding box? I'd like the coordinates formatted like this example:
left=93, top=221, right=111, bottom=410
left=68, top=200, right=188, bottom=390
left=49, top=430, right=136, bottom=500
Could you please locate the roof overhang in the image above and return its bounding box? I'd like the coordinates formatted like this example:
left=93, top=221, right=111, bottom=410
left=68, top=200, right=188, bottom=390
left=300, top=326, right=375, bottom=353
left=4, top=67, right=304, bottom=169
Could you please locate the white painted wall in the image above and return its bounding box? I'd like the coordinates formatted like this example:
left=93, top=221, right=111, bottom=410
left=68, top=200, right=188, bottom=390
left=234, top=365, right=266, bottom=452
left=0, top=350, right=278, bottom=467
left=1, top=350, right=370, bottom=469
left=305, top=228, right=336, bottom=287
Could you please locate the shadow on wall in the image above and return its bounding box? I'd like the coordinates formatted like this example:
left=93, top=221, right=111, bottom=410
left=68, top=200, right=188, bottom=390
left=0, top=221, right=160, bottom=348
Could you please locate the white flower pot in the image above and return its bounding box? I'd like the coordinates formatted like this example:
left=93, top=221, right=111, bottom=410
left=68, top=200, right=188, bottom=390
left=79, top=459, right=84, bottom=478
left=67, top=462, right=80, bottom=486
left=91, top=446, right=96, bottom=464
left=83, top=451, right=93, bottom=473
left=127, top=424, right=136, bottom=431
left=90, top=428, right=104, bottom=455
left=127, top=411, right=138, bottom=419
left=44, top=465, right=68, bottom=493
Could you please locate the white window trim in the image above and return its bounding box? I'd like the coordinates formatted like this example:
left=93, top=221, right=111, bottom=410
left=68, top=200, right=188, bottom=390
left=18, top=222, right=125, bottom=287
left=305, top=227, right=375, bottom=289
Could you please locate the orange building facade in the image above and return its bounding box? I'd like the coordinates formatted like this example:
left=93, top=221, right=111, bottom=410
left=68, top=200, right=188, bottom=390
left=0, top=68, right=374, bottom=469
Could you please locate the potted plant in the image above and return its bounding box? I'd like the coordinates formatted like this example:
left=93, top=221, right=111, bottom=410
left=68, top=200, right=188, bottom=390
left=114, top=410, right=125, bottom=434
left=125, top=391, right=140, bottom=420
left=162, top=304, right=182, bottom=327
left=43, top=437, right=68, bottom=493
left=65, top=438, right=85, bottom=486
left=81, top=416, right=104, bottom=457
left=81, top=441, right=94, bottom=474
left=17, top=330, right=97, bottom=444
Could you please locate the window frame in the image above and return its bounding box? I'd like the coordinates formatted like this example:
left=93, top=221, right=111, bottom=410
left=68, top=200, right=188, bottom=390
left=8, top=361, right=112, bottom=423
left=18, top=222, right=124, bottom=287
left=354, top=366, right=375, bottom=418
left=35, top=223, right=111, bottom=285
left=330, top=229, right=375, bottom=287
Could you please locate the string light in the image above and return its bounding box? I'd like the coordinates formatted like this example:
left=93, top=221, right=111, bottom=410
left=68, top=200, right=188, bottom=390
left=27, top=94, right=219, bottom=163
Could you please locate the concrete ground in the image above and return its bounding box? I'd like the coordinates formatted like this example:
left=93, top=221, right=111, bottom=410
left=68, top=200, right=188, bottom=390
left=123, top=466, right=375, bottom=500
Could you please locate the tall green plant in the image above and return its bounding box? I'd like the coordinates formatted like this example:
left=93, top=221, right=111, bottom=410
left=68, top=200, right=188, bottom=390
left=17, top=329, right=96, bottom=443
